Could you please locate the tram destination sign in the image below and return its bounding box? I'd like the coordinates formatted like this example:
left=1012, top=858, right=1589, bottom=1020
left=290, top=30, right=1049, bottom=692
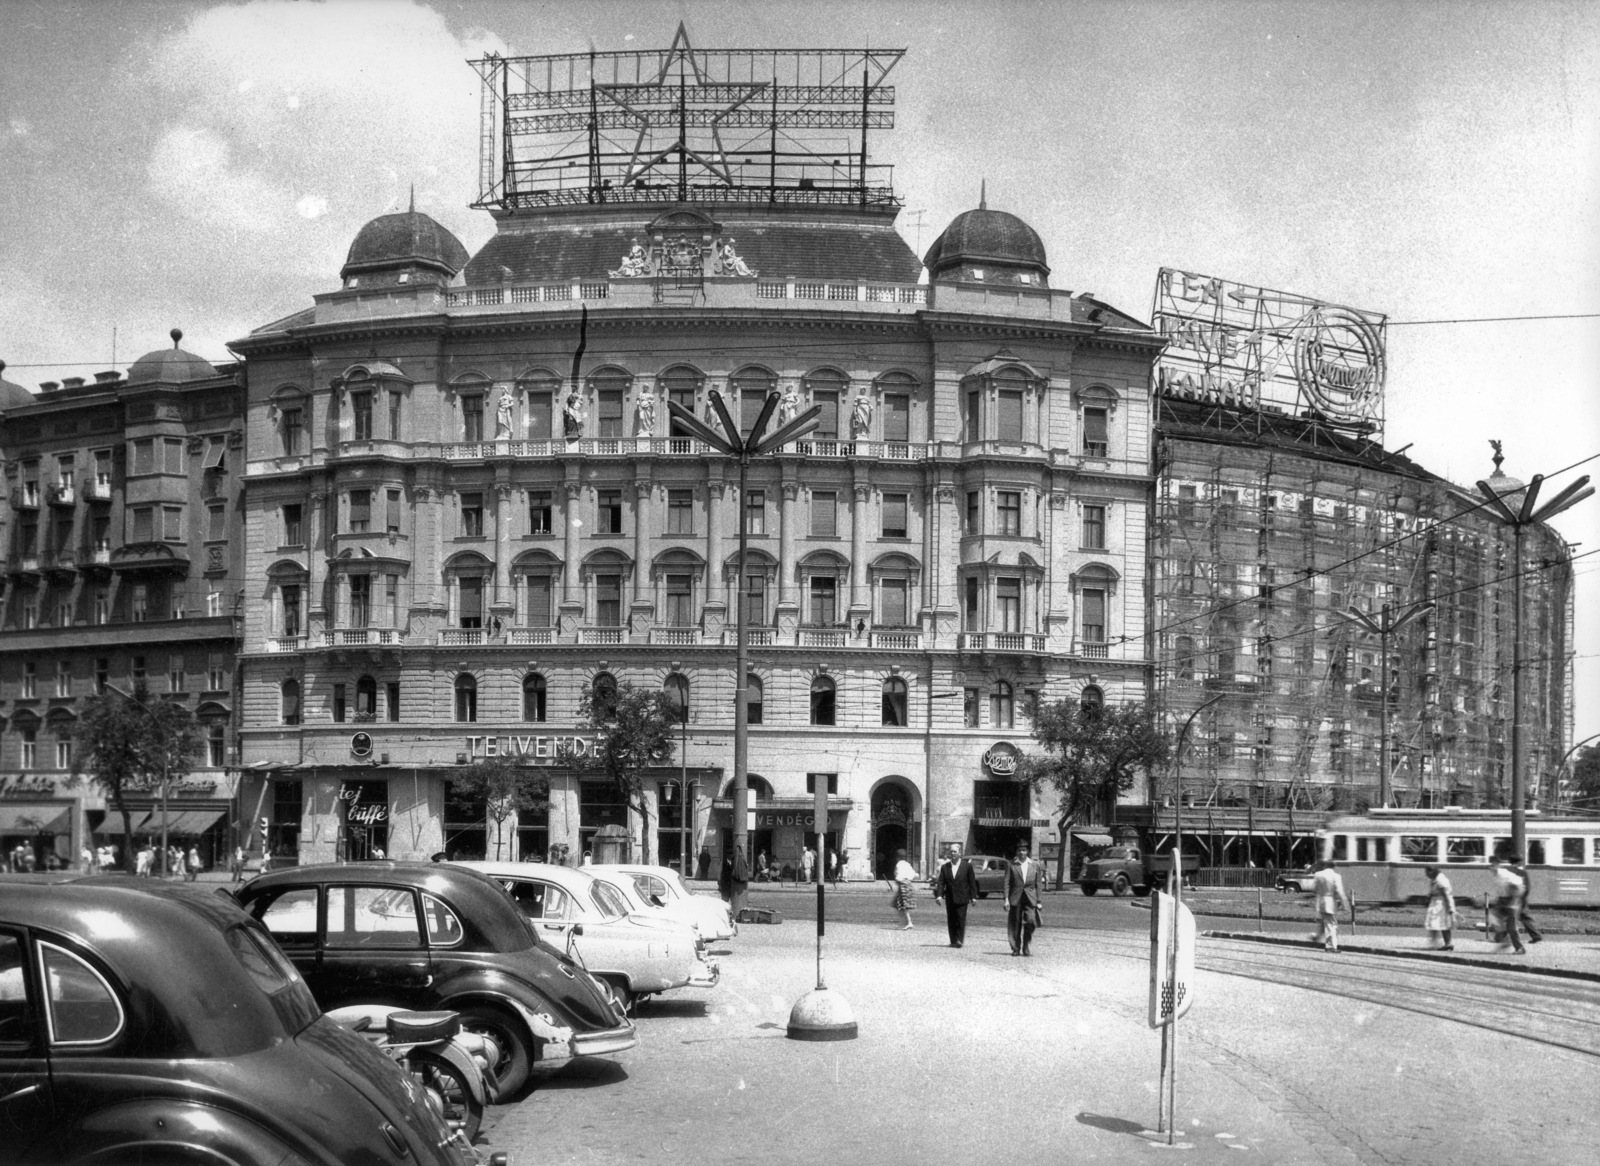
left=1151, top=267, right=1387, bottom=429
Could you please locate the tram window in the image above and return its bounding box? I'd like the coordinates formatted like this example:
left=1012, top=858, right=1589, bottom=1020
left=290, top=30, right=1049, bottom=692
left=1400, top=835, right=1437, bottom=863
left=1562, top=838, right=1586, bottom=865
left=1446, top=836, right=1485, bottom=864
left=1355, top=837, right=1388, bottom=862
left=1525, top=840, right=1545, bottom=866
left=1331, top=835, right=1348, bottom=861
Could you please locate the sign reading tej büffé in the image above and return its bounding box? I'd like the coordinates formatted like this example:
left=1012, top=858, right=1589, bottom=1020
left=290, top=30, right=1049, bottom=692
left=464, top=734, right=600, bottom=761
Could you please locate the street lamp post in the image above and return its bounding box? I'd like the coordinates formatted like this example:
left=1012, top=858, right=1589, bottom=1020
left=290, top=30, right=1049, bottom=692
left=1171, top=693, right=1227, bottom=883
left=106, top=684, right=171, bottom=877
left=1340, top=600, right=1433, bottom=808
left=667, top=390, right=820, bottom=892
left=1476, top=455, right=1592, bottom=860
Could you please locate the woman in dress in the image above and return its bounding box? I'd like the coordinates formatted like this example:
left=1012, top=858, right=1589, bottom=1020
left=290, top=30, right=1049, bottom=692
left=1423, top=865, right=1458, bottom=951
left=890, top=848, right=918, bottom=930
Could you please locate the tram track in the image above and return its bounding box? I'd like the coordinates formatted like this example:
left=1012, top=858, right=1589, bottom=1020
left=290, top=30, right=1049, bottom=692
left=1090, top=929, right=1600, bottom=1059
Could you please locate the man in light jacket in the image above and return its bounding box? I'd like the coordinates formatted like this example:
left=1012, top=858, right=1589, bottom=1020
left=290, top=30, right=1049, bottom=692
left=1311, top=859, right=1350, bottom=952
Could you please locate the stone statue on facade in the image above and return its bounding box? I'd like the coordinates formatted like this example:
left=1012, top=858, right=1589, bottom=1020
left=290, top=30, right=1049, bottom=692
left=776, top=382, right=800, bottom=428
left=850, top=390, right=873, bottom=440
left=715, top=237, right=755, bottom=277
left=634, top=387, right=657, bottom=437
left=562, top=387, right=585, bottom=440
left=494, top=386, right=515, bottom=440
left=609, top=241, right=651, bottom=279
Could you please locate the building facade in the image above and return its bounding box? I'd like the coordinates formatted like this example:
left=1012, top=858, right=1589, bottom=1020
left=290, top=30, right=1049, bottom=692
left=0, top=345, right=244, bottom=870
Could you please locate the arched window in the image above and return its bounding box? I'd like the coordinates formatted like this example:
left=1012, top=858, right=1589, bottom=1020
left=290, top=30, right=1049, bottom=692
left=990, top=681, right=1014, bottom=729
left=591, top=671, right=618, bottom=721
left=745, top=673, right=763, bottom=725
left=355, top=675, right=377, bottom=722
left=730, top=366, right=776, bottom=436
left=1175, top=635, right=1196, bottom=681
left=1080, top=685, right=1104, bottom=716
left=881, top=677, right=908, bottom=727
left=810, top=676, right=836, bottom=726
left=206, top=721, right=226, bottom=768
left=523, top=673, right=547, bottom=722
left=281, top=680, right=301, bottom=726
left=454, top=674, right=477, bottom=723
left=663, top=674, right=690, bottom=724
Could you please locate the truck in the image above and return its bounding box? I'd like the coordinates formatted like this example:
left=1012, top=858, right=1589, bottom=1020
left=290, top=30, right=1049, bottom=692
left=1077, top=845, right=1197, bottom=897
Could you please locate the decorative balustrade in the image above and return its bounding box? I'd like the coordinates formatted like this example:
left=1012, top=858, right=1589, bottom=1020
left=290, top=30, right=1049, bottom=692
left=508, top=627, right=555, bottom=645
left=721, top=627, right=775, bottom=647
left=436, top=436, right=933, bottom=463
left=868, top=630, right=922, bottom=650
left=578, top=627, right=625, bottom=645
left=325, top=628, right=400, bottom=646
left=83, top=478, right=113, bottom=502
left=798, top=628, right=848, bottom=649
left=1076, top=640, right=1110, bottom=659
left=437, top=629, right=484, bottom=647
left=265, top=637, right=306, bottom=653
left=650, top=627, right=702, bottom=646
left=959, top=632, right=1048, bottom=654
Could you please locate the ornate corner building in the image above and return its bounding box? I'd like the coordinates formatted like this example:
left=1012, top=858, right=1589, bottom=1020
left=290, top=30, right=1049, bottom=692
left=228, top=31, right=1162, bottom=877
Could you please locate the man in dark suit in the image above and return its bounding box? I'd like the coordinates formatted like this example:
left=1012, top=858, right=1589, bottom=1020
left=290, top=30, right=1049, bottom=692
left=934, top=844, right=980, bottom=948
left=1003, top=840, right=1044, bottom=956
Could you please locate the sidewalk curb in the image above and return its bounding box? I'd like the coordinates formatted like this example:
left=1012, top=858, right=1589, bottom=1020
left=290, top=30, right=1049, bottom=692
left=1203, top=929, right=1600, bottom=985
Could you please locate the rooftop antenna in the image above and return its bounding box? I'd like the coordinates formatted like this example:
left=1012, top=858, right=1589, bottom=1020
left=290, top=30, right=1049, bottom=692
left=408, top=184, right=415, bottom=213
left=979, top=179, right=987, bottom=210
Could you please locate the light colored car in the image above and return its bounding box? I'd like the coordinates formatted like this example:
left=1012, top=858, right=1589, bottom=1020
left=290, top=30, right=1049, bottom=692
left=455, top=861, right=718, bottom=1011
left=587, top=863, right=737, bottom=942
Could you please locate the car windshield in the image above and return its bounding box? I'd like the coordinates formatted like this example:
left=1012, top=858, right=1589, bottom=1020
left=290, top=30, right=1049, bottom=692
left=589, top=881, right=629, bottom=920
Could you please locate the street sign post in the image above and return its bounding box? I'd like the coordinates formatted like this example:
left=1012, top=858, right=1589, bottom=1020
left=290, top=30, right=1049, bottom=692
left=1149, top=887, right=1197, bottom=1144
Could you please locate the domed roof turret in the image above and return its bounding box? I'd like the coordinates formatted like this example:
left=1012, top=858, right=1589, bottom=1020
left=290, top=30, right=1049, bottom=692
left=0, top=361, right=34, bottom=410
left=126, top=330, right=219, bottom=385
left=342, top=204, right=469, bottom=282
left=924, top=191, right=1050, bottom=287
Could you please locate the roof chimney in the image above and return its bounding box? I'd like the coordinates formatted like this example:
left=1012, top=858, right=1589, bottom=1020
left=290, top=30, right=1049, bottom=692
left=61, top=377, right=86, bottom=389
left=94, top=371, right=123, bottom=384
left=39, top=381, right=60, bottom=393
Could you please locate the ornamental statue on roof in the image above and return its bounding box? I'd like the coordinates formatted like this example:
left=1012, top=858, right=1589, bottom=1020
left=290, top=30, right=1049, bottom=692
left=610, top=241, right=651, bottom=278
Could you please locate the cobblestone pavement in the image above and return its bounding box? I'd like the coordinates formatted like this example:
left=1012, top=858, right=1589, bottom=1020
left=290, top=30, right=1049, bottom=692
left=479, top=919, right=1596, bottom=1166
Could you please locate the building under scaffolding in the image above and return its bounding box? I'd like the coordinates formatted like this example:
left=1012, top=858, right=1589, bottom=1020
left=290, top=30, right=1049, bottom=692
left=1121, top=271, right=1576, bottom=870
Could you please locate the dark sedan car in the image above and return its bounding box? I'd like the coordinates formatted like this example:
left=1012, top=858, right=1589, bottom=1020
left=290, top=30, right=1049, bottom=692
left=0, top=878, right=469, bottom=1166
left=237, top=862, right=636, bottom=1095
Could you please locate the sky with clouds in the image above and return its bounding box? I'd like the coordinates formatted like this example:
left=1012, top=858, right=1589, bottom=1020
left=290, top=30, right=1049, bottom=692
left=2, top=0, right=1597, bottom=742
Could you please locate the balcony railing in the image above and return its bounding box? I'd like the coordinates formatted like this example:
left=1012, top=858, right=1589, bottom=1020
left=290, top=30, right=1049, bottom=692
left=83, top=478, right=113, bottom=502
left=47, top=484, right=75, bottom=507
left=436, top=436, right=932, bottom=462
left=1076, top=640, right=1110, bottom=659
left=579, top=627, right=625, bottom=645
left=650, top=627, right=702, bottom=646
left=959, top=632, right=1047, bottom=654
left=323, top=628, right=400, bottom=646
left=438, top=628, right=484, bottom=647
left=508, top=627, right=555, bottom=645
left=869, top=630, right=922, bottom=650
left=89, top=545, right=111, bottom=566
left=12, top=488, right=39, bottom=510
left=798, top=628, right=848, bottom=649
left=721, top=627, right=775, bottom=646
left=265, top=637, right=306, bottom=652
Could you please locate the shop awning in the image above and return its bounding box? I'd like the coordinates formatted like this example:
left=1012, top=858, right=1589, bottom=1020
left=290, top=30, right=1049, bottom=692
left=1070, top=832, right=1114, bottom=847
left=161, top=809, right=226, bottom=836
left=0, top=805, right=70, bottom=835
left=95, top=811, right=152, bottom=836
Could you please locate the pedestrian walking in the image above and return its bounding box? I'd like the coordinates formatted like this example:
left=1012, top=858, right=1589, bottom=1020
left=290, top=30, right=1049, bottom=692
left=232, top=845, right=247, bottom=883
left=889, top=848, right=918, bottom=929
left=827, top=847, right=841, bottom=886
left=135, top=844, right=153, bottom=877
left=800, top=845, right=815, bottom=883
left=81, top=845, right=95, bottom=872
left=1422, top=865, right=1458, bottom=950
left=185, top=846, right=202, bottom=882
left=1511, top=857, right=1543, bottom=944
left=1311, top=859, right=1350, bottom=952
left=934, top=844, right=980, bottom=947
left=1488, top=856, right=1527, bottom=954
left=755, top=849, right=769, bottom=882
left=1003, top=840, right=1043, bottom=955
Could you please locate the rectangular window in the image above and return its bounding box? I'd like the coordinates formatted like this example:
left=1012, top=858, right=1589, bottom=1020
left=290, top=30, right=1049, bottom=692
left=282, top=503, right=303, bottom=546
left=207, top=504, right=226, bottom=541
left=1446, top=836, right=1486, bottom=864
left=808, top=576, right=836, bottom=626
left=132, top=439, right=154, bottom=475
left=526, top=575, right=553, bottom=627
left=385, top=574, right=399, bottom=628
left=1083, top=407, right=1109, bottom=456
left=20, top=731, right=35, bottom=771
left=281, top=585, right=301, bottom=638
left=526, top=391, right=552, bottom=440
left=996, top=577, right=1023, bottom=633
left=55, top=738, right=71, bottom=771
left=805, top=774, right=840, bottom=795
left=882, top=393, right=910, bottom=443
left=963, top=687, right=980, bottom=728
left=386, top=489, right=401, bottom=533
left=131, top=507, right=153, bottom=543
left=169, top=583, right=185, bottom=620
left=460, top=492, right=483, bottom=538
left=55, top=660, right=71, bottom=698
left=332, top=684, right=346, bottom=724
left=744, top=573, right=766, bottom=627
left=964, top=576, right=979, bottom=630
left=131, top=655, right=146, bottom=684
left=1082, top=504, right=1106, bottom=549
left=389, top=390, right=403, bottom=439
left=599, top=490, right=623, bottom=534
left=349, top=490, right=371, bottom=533
left=810, top=491, right=837, bottom=538
left=94, top=448, right=112, bottom=487
left=95, top=658, right=108, bottom=694
left=204, top=588, right=222, bottom=618
left=881, top=493, right=908, bottom=538
left=595, top=574, right=621, bottom=627
left=168, top=657, right=184, bottom=693
left=664, top=574, right=693, bottom=626
left=746, top=489, right=766, bottom=536
left=1081, top=588, right=1107, bottom=643
left=21, top=662, right=36, bottom=699
left=281, top=408, right=303, bottom=456
left=997, top=389, right=1024, bottom=441
left=666, top=489, right=694, bottom=534
left=351, top=391, right=373, bottom=440
left=386, top=682, right=400, bottom=722
left=1177, top=484, right=1195, bottom=518
left=597, top=389, right=625, bottom=438
left=207, top=723, right=225, bottom=767
left=966, top=491, right=979, bottom=533
left=458, top=577, right=483, bottom=628
left=130, top=584, right=148, bottom=623
left=997, top=491, right=1021, bottom=536
left=880, top=578, right=908, bottom=626
left=1399, top=835, right=1438, bottom=863
left=462, top=395, right=484, bottom=443
left=162, top=506, right=183, bottom=541
left=163, top=438, right=184, bottom=474
left=529, top=492, right=552, bottom=535
left=55, top=454, right=74, bottom=488
left=349, top=575, right=371, bottom=628
left=1527, top=839, right=1546, bottom=866
left=740, top=390, right=766, bottom=436
left=55, top=599, right=72, bottom=627
left=812, top=392, right=839, bottom=441
left=965, top=390, right=982, bottom=442
left=207, top=654, right=226, bottom=692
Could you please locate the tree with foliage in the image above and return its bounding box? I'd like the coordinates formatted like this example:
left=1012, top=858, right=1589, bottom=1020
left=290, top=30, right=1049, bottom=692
left=71, top=685, right=205, bottom=873
left=1017, top=698, right=1172, bottom=890
left=451, top=753, right=549, bottom=860
left=1570, top=743, right=1600, bottom=808
left=560, top=680, right=677, bottom=865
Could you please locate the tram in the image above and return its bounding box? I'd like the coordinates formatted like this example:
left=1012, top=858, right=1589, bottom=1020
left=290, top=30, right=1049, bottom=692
left=1315, top=808, right=1600, bottom=908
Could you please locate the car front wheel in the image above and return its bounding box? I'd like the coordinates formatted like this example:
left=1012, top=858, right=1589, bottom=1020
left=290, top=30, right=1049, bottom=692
left=458, top=1003, right=532, bottom=1098
left=1112, top=875, right=1131, bottom=897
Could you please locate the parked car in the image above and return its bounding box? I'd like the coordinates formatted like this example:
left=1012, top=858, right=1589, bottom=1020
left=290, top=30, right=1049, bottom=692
left=237, top=861, right=636, bottom=1096
left=588, top=863, right=738, bottom=941
left=926, top=855, right=1009, bottom=899
left=1275, top=868, right=1317, bottom=893
left=0, top=877, right=471, bottom=1166
left=454, top=861, right=718, bottom=1010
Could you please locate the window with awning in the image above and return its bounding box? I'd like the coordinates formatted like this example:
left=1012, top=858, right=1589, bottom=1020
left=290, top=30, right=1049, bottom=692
left=0, top=805, right=71, bottom=835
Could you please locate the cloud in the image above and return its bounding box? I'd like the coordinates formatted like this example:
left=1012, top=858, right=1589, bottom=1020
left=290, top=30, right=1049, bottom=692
left=9, top=118, right=29, bottom=137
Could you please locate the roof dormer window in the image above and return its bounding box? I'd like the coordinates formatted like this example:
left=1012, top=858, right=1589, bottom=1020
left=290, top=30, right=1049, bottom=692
left=971, top=268, right=985, bottom=280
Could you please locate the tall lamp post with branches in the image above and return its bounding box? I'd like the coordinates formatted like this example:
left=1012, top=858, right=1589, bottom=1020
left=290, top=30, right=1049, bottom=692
left=666, top=390, right=820, bottom=873
left=1475, top=451, right=1592, bottom=860
left=1339, top=600, right=1433, bottom=809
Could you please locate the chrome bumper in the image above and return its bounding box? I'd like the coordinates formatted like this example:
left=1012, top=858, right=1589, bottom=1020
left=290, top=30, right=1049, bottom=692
left=686, top=959, right=720, bottom=989
left=569, top=1021, right=638, bottom=1058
